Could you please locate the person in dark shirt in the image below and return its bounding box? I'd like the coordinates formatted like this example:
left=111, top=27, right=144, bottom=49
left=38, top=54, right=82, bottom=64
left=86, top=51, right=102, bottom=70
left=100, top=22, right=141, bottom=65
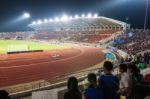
left=127, top=63, right=144, bottom=84
left=98, top=61, right=119, bottom=99
left=64, top=77, right=82, bottom=99
left=84, top=73, right=104, bottom=99
left=0, top=90, right=11, bottom=99
left=127, top=63, right=144, bottom=99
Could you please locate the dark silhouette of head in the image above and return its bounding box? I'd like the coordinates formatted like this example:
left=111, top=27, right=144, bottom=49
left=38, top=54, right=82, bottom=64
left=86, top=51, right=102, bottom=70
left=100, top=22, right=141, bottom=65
left=67, top=77, right=78, bottom=91
left=119, top=63, right=127, bottom=73
left=88, top=73, right=97, bottom=84
left=87, top=73, right=97, bottom=88
left=0, top=90, right=10, bottom=99
left=103, top=61, right=113, bottom=74
left=128, top=63, right=140, bottom=74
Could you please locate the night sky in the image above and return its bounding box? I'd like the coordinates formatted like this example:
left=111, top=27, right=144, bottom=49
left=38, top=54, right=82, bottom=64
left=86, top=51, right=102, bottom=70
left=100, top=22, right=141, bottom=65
left=0, top=0, right=149, bottom=32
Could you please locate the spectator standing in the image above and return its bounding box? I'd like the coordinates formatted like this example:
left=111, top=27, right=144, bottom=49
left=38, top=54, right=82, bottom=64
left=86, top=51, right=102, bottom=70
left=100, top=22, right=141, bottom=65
left=118, top=64, right=132, bottom=99
left=98, top=61, right=119, bottom=99
left=127, top=63, right=144, bottom=85
left=83, top=73, right=104, bottom=99
left=64, top=77, right=82, bottom=99
left=127, top=63, right=144, bottom=99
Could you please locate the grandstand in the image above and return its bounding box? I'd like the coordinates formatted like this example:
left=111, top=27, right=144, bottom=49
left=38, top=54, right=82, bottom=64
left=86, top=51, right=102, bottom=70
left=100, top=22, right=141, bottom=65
left=29, top=16, right=129, bottom=31
left=0, top=13, right=150, bottom=99
left=0, top=15, right=124, bottom=96
left=0, top=16, right=130, bottom=44
left=0, top=31, right=34, bottom=40
left=27, top=16, right=129, bottom=44
left=0, top=0, right=150, bottom=98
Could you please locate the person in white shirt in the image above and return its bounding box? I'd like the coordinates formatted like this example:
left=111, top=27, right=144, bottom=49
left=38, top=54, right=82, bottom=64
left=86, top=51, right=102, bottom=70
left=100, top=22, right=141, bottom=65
left=118, top=64, right=132, bottom=99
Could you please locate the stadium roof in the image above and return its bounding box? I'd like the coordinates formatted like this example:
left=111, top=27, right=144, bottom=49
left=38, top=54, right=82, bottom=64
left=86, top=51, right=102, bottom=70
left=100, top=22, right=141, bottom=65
left=29, top=15, right=127, bottom=31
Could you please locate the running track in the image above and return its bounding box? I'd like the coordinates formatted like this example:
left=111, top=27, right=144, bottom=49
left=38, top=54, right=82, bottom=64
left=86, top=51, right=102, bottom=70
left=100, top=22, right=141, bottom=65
left=0, top=47, right=104, bottom=87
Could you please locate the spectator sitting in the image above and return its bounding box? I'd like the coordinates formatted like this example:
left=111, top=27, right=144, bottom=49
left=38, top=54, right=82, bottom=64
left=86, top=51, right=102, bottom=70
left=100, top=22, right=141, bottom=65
left=98, top=61, right=119, bottom=99
left=64, top=77, right=82, bottom=99
left=83, top=73, right=104, bottom=99
left=118, top=64, right=132, bottom=99
left=0, top=90, right=11, bottom=99
left=114, top=29, right=150, bottom=56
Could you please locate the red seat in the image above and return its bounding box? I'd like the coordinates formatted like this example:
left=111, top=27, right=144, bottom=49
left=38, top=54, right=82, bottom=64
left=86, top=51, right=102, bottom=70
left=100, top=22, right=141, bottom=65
left=145, top=74, right=150, bottom=82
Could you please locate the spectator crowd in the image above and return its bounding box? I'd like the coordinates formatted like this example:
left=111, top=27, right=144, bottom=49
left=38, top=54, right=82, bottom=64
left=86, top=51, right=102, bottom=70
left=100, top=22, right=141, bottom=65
left=114, top=29, right=150, bottom=55
left=1, top=60, right=149, bottom=99
left=64, top=61, right=150, bottom=99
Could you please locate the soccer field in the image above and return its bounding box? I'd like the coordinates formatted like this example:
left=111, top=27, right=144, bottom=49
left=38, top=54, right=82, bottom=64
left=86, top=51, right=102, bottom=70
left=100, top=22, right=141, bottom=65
left=0, top=40, right=66, bottom=54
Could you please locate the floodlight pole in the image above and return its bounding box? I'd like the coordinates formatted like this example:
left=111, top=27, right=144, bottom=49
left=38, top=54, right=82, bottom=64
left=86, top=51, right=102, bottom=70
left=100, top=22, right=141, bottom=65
left=144, top=0, right=149, bottom=31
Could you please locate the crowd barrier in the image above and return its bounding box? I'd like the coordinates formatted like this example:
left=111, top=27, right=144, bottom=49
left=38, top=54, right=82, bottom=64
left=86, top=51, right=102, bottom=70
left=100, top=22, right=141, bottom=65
left=6, top=67, right=101, bottom=98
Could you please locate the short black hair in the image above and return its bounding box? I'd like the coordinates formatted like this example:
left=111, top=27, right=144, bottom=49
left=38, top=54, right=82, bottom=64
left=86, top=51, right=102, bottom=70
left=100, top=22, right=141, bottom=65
left=119, top=64, right=127, bottom=72
left=103, top=61, right=113, bottom=71
left=67, top=76, right=78, bottom=91
left=88, top=73, right=97, bottom=83
left=128, top=63, right=140, bottom=73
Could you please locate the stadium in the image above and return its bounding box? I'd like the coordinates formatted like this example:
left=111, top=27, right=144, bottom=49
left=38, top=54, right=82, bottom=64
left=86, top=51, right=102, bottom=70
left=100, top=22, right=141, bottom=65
left=0, top=0, right=150, bottom=99
left=0, top=15, right=124, bottom=97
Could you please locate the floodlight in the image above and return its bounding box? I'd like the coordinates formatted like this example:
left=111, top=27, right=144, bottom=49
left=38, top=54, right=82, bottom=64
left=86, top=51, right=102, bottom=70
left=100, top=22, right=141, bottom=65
left=15, top=12, right=30, bottom=22
left=69, top=16, right=73, bottom=20
left=37, top=20, right=42, bottom=24
left=87, top=13, right=92, bottom=18
left=81, top=14, right=85, bottom=18
left=61, top=15, right=69, bottom=22
left=49, top=18, right=53, bottom=22
left=54, top=17, right=60, bottom=22
left=75, top=15, right=79, bottom=19
left=23, top=13, right=30, bottom=18
left=32, top=21, right=36, bottom=25
left=94, top=13, right=98, bottom=18
left=44, top=19, right=48, bottom=23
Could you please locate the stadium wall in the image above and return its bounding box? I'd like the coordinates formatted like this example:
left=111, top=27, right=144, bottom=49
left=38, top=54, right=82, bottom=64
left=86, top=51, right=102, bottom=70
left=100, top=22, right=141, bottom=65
left=7, top=50, right=43, bottom=54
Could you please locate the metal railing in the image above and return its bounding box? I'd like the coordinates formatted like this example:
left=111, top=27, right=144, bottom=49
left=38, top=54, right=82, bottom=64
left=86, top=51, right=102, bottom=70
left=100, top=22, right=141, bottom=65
left=0, top=66, right=101, bottom=98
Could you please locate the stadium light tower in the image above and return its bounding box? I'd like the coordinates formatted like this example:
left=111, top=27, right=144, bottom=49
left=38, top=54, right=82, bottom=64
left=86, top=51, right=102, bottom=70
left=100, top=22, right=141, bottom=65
left=81, top=14, right=85, bottom=18
left=94, top=13, right=98, bottom=18
left=23, top=12, right=30, bottom=19
left=54, top=17, right=60, bottom=22
left=75, top=15, right=79, bottom=19
left=144, top=0, right=149, bottom=31
left=37, top=20, right=42, bottom=24
left=49, top=18, right=53, bottom=22
left=87, top=13, right=92, bottom=18
left=69, top=16, right=73, bottom=20
left=14, top=12, right=30, bottom=23
left=44, top=19, right=48, bottom=23
left=32, top=21, right=36, bottom=25
left=61, top=15, right=69, bottom=22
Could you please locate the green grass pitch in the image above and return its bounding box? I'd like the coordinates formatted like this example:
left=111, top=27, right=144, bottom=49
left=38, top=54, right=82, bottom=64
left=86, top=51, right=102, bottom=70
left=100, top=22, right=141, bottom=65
left=0, top=40, right=66, bottom=54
